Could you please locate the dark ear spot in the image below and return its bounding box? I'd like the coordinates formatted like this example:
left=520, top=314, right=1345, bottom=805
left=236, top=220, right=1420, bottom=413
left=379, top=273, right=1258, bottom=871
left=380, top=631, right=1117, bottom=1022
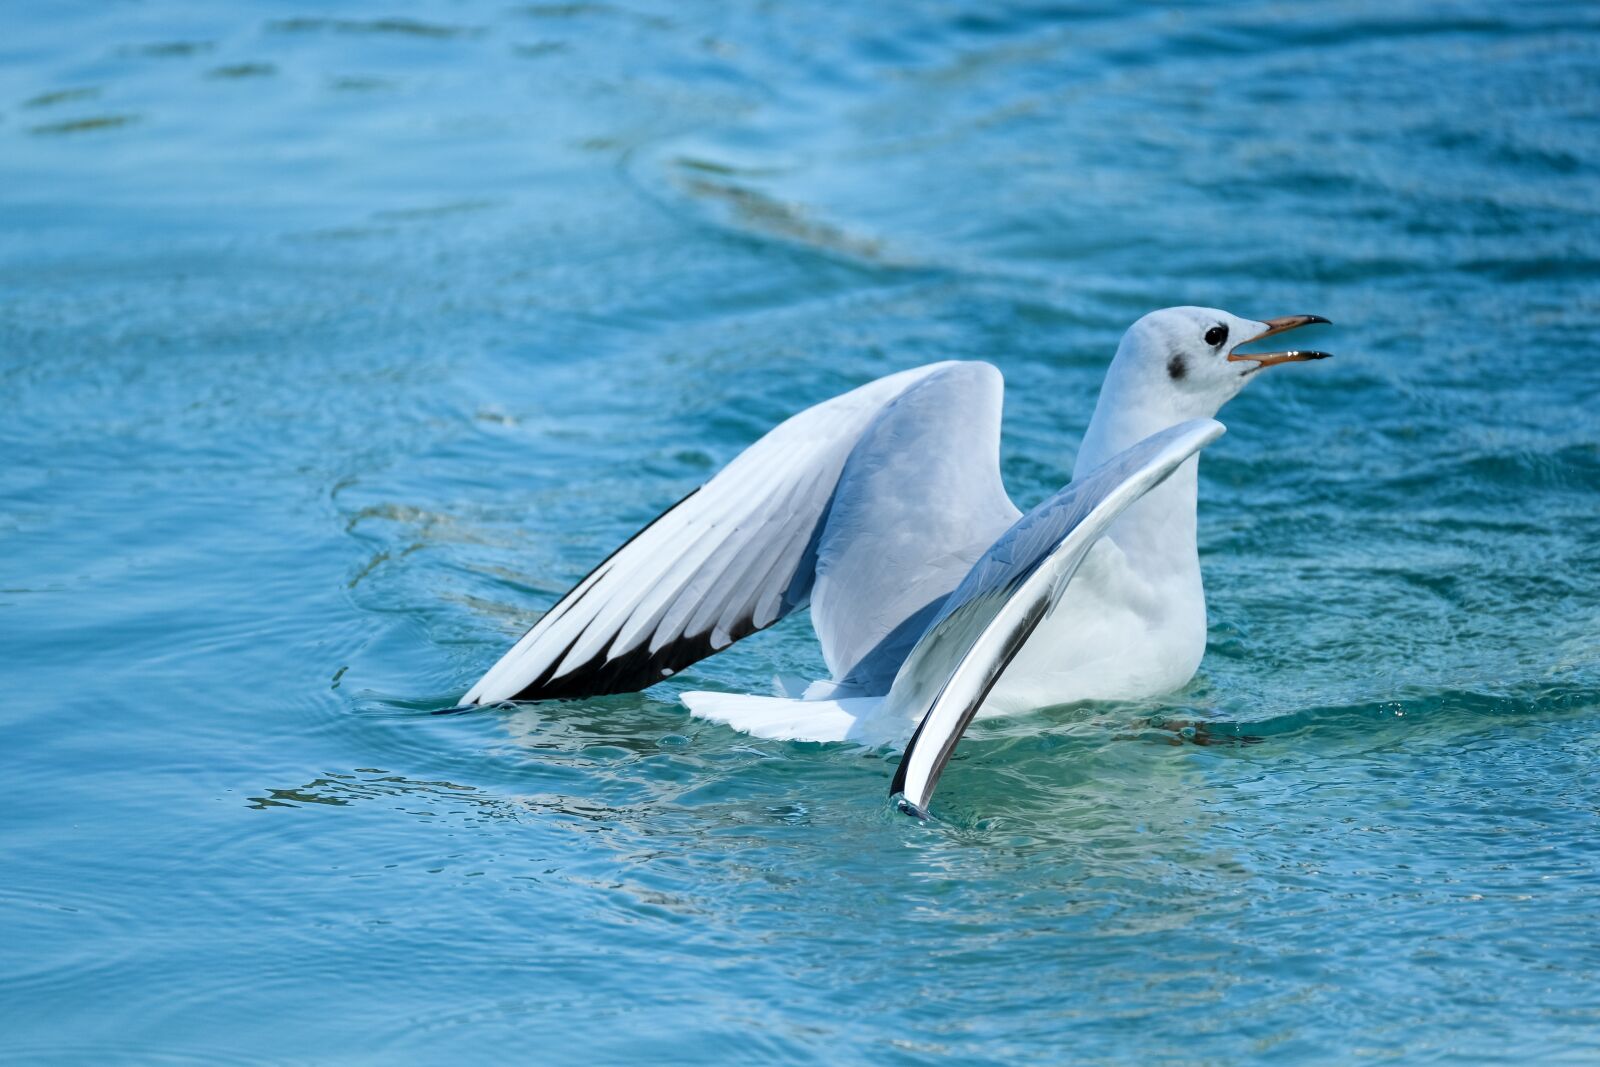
left=1167, top=353, right=1187, bottom=381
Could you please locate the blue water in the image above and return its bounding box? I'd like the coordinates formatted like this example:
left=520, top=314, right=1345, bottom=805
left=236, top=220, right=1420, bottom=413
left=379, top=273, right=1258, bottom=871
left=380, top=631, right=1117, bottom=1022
left=4, top=0, right=1599, bottom=1062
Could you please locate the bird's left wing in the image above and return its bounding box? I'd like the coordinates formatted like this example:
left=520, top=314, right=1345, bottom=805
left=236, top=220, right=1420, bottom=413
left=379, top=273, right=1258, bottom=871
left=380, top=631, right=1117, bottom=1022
left=886, top=418, right=1227, bottom=817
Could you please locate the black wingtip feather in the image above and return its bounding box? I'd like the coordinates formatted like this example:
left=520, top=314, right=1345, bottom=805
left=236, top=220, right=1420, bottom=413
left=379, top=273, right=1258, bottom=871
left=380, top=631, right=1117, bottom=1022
left=507, top=612, right=762, bottom=701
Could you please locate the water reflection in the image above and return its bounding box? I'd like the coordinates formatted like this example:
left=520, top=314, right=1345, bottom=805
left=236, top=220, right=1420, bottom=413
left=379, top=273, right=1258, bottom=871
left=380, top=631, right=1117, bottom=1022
left=265, top=18, right=484, bottom=40
left=29, top=115, right=139, bottom=136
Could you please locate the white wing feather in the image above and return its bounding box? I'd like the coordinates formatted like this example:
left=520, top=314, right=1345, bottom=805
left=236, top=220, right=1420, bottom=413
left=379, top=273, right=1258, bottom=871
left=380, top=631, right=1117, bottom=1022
left=464, top=361, right=1013, bottom=704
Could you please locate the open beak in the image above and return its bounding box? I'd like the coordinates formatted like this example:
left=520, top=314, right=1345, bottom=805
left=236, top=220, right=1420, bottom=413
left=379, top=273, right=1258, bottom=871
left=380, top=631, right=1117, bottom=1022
left=1227, top=314, right=1332, bottom=367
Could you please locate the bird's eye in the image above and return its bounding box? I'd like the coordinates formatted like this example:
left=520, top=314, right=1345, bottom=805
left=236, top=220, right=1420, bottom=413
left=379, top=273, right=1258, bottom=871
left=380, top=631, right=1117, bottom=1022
left=1204, top=324, right=1228, bottom=347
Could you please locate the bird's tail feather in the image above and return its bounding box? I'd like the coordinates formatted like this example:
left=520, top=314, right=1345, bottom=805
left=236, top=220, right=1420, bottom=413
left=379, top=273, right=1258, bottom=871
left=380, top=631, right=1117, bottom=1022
left=682, top=691, right=892, bottom=745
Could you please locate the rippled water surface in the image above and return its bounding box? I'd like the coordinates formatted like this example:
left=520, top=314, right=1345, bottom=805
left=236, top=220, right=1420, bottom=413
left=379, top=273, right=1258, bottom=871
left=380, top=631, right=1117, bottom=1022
left=4, top=1, right=1599, bottom=1062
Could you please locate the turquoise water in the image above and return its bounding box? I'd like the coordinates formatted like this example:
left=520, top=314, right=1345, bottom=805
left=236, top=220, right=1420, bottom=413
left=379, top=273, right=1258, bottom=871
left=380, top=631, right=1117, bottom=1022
left=4, top=0, right=1599, bottom=1061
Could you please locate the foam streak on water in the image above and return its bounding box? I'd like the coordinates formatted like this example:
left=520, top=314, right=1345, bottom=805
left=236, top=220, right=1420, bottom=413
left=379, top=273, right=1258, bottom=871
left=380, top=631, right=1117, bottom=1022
left=2, top=0, right=1598, bottom=1062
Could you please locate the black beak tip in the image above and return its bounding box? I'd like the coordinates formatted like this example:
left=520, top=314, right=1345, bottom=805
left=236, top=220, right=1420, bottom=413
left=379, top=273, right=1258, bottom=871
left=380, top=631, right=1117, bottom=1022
left=1306, top=315, right=1332, bottom=326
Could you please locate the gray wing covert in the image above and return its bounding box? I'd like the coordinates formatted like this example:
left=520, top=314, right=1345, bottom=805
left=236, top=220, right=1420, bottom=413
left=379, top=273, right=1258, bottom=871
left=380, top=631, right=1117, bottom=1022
left=811, top=361, right=1021, bottom=692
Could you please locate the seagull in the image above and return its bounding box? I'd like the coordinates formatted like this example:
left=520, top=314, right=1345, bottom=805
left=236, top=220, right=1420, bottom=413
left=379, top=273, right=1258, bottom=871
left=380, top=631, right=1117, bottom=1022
left=462, top=307, right=1332, bottom=815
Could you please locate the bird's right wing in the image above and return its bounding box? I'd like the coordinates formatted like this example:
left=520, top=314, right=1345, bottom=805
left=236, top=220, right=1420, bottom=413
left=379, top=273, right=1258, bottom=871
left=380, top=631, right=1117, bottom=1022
left=464, top=361, right=995, bottom=705
left=886, top=418, right=1227, bottom=817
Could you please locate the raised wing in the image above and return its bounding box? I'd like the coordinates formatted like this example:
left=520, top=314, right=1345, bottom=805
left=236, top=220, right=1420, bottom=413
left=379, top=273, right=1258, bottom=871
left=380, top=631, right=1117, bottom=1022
left=811, top=361, right=1020, bottom=691
left=886, top=418, right=1227, bottom=817
left=464, top=361, right=1009, bottom=704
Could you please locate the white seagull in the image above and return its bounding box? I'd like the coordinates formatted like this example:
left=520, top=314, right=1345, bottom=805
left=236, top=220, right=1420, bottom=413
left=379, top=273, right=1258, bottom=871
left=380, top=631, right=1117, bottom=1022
left=463, top=307, right=1332, bottom=815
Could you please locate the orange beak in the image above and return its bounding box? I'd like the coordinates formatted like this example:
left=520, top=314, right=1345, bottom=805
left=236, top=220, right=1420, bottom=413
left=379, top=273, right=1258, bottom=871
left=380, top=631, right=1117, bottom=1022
left=1227, top=314, right=1333, bottom=367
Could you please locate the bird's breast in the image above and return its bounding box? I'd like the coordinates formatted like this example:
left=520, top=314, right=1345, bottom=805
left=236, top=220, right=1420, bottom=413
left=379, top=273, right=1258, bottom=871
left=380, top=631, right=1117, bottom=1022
left=980, top=538, right=1207, bottom=716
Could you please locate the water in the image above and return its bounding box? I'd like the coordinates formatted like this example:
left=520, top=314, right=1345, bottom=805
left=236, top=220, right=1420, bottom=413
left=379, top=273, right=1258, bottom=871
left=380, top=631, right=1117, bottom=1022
left=3, top=0, right=1598, bottom=1061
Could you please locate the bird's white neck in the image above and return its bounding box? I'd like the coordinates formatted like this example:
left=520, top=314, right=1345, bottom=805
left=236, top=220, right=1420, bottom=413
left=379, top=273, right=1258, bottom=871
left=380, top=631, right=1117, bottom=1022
left=1073, top=374, right=1201, bottom=586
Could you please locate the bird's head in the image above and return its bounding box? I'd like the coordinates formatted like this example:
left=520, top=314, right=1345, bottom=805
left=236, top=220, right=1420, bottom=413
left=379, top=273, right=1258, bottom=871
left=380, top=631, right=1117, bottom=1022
left=1109, top=306, right=1333, bottom=421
